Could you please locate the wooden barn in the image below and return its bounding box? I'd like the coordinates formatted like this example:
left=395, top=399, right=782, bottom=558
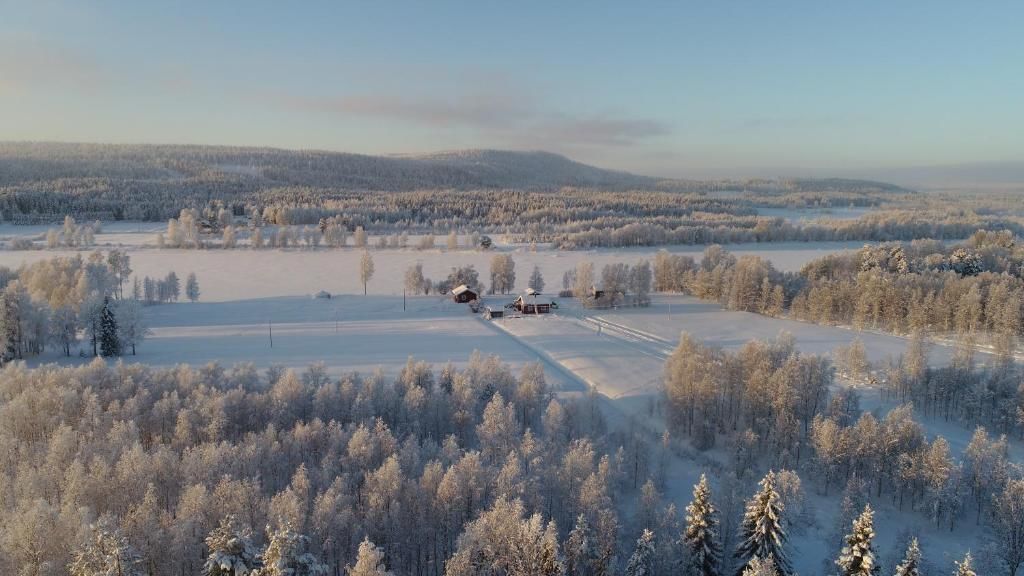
left=511, top=292, right=554, bottom=314
left=451, top=284, right=478, bottom=304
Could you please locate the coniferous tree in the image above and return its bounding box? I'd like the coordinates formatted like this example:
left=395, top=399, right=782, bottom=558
left=893, top=538, right=922, bottom=576
left=953, top=552, right=976, bottom=576
left=835, top=504, right=880, bottom=576
left=741, top=557, right=778, bottom=576
left=204, top=515, right=261, bottom=576
left=565, top=515, right=591, bottom=576
left=734, top=471, right=791, bottom=576
left=529, top=266, right=545, bottom=293
left=99, top=296, right=120, bottom=357
left=685, top=474, right=722, bottom=576
left=625, top=529, right=655, bottom=576
left=69, top=522, right=145, bottom=576
left=254, top=524, right=327, bottom=576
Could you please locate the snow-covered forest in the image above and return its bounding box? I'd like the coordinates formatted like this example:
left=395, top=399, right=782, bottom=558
left=5, top=143, right=1023, bottom=250
left=1, top=146, right=1023, bottom=576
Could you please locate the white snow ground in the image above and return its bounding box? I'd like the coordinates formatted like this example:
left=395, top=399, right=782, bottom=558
left=0, top=223, right=1012, bottom=573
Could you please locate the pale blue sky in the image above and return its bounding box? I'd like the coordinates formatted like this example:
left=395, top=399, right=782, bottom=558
left=1, top=1, right=1022, bottom=178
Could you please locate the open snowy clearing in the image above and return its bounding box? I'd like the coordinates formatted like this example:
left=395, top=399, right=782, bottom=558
left=24, top=295, right=580, bottom=391
left=0, top=241, right=870, bottom=301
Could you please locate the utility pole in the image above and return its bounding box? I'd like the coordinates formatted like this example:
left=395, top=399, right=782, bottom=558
left=268, top=319, right=273, bottom=348
left=403, top=288, right=406, bottom=311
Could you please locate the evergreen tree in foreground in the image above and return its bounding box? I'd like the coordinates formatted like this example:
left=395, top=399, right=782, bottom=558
left=254, top=524, right=328, bottom=576
left=836, top=504, right=880, bottom=576
left=625, top=529, right=655, bottom=576
left=953, top=553, right=976, bottom=576
left=99, top=296, right=121, bottom=357
left=685, top=474, right=722, bottom=576
left=734, top=471, right=791, bottom=576
left=742, top=557, right=778, bottom=576
left=69, top=521, right=145, bottom=576
left=893, top=538, right=921, bottom=576
left=204, top=515, right=261, bottom=576
left=565, top=514, right=591, bottom=576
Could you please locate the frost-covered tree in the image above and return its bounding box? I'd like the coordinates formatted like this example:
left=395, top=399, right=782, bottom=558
left=565, top=515, right=592, bottom=576
left=529, top=266, right=545, bottom=293
left=444, top=497, right=561, bottom=576
left=741, top=557, right=777, bottom=576
left=353, top=226, right=368, bottom=248
left=404, top=264, right=426, bottom=296
left=223, top=225, right=237, bottom=248
left=574, top=262, right=594, bottom=306
left=685, top=474, right=722, bottom=576
left=186, top=272, right=201, bottom=302
left=991, top=479, right=1024, bottom=576
left=115, top=298, right=148, bottom=355
left=69, top=521, right=145, bottom=576
left=360, top=251, right=375, bottom=295
left=447, top=231, right=458, bottom=251
left=489, top=255, right=516, bottom=294
left=953, top=552, right=976, bottom=576
left=893, top=538, right=921, bottom=576
left=166, top=271, right=181, bottom=301
left=625, top=529, right=655, bottom=576
left=835, top=504, right=880, bottom=576
left=253, top=524, right=327, bottom=576
left=204, top=515, right=261, bottom=576
left=734, top=471, right=791, bottom=576
left=347, top=537, right=393, bottom=576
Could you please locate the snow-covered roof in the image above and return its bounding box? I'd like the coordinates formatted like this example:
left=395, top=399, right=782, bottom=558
left=452, top=284, right=475, bottom=296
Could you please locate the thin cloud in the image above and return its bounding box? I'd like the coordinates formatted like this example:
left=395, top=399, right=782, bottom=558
left=280, top=89, right=669, bottom=148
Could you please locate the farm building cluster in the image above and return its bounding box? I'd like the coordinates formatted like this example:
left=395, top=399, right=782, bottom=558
left=450, top=285, right=558, bottom=319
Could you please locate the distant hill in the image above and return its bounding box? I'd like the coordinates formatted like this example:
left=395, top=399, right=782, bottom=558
left=0, top=142, right=658, bottom=191
left=0, top=142, right=914, bottom=193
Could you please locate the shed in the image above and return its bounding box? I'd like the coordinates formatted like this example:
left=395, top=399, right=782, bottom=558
left=484, top=307, right=504, bottom=319
left=451, top=284, right=478, bottom=304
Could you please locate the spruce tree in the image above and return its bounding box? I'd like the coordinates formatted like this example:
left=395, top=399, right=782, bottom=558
left=685, top=474, right=722, bottom=576
left=836, top=504, right=880, bottom=576
left=204, top=515, right=260, bottom=576
left=254, top=524, right=327, bottom=576
left=69, top=522, right=144, bottom=576
left=734, top=471, right=791, bottom=576
left=953, top=553, right=976, bottom=576
left=893, top=538, right=921, bottom=576
left=741, top=557, right=777, bottom=576
left=99, top=296, right=121, bottom=357
left=565, top=515, right=591, bottom=576
left=625, top=529, right=655, bottom=576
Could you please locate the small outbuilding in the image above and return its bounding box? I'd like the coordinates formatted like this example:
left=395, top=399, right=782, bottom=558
left=451, top=284, right=478, bottom=304
left=314, top=290, right=332, bottom=299
left=484, top=307, right=504, bottom=319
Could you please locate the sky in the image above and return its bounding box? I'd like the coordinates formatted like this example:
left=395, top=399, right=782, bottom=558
left=1, top=1, right=1022, bottom=179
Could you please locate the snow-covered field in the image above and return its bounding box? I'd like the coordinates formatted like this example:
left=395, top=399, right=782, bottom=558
left=0, top=242, right=867, bottom=302
left=1, top=222, right=1012, bottom=573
